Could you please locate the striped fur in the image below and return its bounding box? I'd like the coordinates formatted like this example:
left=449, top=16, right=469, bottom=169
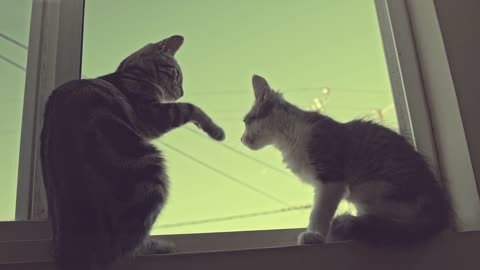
left=40, top=35, right=224, bottom=270
left=242, top=75, right=455, bottom=245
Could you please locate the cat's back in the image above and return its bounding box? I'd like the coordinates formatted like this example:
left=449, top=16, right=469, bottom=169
left=42, top=79, right=99, bottom=145
left=42, top=77, right=139, bottom=165
left=46, top=78, right=125, bottom=117
left=344, top=120, right=417, bottom=161
left=342, top=119, right=434, bottom=182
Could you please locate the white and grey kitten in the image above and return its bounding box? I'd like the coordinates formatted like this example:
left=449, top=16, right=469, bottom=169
left=241, top=75, right=454, bottom=245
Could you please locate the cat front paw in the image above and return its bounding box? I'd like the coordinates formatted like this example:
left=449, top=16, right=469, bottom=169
left=205, top=124, right=225, bottom=141
left=298, top=231, right=325, bottom=245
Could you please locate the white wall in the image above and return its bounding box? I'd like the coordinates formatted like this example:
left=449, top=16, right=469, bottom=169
left=434, top=0, right=480, bottom=192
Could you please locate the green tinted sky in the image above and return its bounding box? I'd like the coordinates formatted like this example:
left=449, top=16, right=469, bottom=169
left=1, top=0, right=397, bottom=235
left=0, top=0, right=31, bottom=220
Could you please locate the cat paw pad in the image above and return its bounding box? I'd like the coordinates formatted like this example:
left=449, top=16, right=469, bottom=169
left=298, top=231, right=325, bottom=245
left=208, top=125, right=225, bottom=141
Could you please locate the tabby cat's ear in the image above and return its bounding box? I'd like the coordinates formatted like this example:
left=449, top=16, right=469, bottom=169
left=252, top=75, right=272, bottom=101
left=158, top=35, right=184, bottom=56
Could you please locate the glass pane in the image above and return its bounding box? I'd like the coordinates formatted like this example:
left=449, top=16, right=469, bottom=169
left=82, top=0, right=398, bottom=235
left=0, top=0, right=32, bottom=220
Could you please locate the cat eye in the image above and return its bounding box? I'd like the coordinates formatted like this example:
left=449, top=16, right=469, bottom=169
left=156, top=64, right=177, bottom=79
left=243, top=115, right=255, bottom=124
left=165, top=68, right=177, bottom=79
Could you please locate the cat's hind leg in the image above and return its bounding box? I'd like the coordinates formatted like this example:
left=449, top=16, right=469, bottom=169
left=330, top=181, right=418, bottom=244
left=86, top=116, right=172, bottom=256
left=328, top=213, right=417, bottom=244
left=327, top=213, right=359, bottom=242
left=327, top=200, right=426, bottom=244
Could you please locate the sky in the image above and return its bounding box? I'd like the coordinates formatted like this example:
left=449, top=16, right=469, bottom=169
left=0, top=0, right=31, bottom=220
left=1, top=0, right=397, bottom=235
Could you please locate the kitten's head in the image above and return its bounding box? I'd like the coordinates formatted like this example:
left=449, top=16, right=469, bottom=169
left=241, top=75, right=287, bottom=150
left=117, top=35, right=184, bottom=102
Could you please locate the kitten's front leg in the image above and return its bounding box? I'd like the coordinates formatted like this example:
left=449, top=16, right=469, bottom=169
left=298, top=183, right=345, bottom=245
left=151, top=102, right=225, bottom=141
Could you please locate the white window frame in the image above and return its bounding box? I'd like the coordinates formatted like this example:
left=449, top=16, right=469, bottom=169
left=383, top=0, right=480, bottom=231
left=15, top=0, right=85, bottom=220
left=4, top=0, right=480, bottom=259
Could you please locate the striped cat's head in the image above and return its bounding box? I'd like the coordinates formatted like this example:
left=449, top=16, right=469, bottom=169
left=117, top=35, right=184, bottom=102
left=241, top=75, right=289, bottom=150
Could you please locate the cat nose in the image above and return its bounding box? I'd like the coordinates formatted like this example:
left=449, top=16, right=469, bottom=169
left=241, top=135, right=249, bottom=144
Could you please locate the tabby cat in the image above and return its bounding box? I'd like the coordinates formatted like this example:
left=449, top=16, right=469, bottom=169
left=241, top=75, right=454, bottom=245
left=40, top=35, right=225, bottom=269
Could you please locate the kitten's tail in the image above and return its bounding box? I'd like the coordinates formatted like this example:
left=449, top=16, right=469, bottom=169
left=330, top=214, right=448, bottom=245
left=330, top=188, right=455, bottom=245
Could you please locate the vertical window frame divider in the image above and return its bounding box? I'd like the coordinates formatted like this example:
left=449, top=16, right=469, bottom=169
left=16, top=0, right=85, bottom=221
left=377, top=0, right=480, bottom=231
left=405, top=0, right=480, bottom=231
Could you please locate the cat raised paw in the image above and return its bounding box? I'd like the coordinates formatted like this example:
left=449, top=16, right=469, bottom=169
left=193, top=116, right=225, bottom=141
left=207, top=124, right=225, bottom=141
left=298, top=231, right=325, bottom=245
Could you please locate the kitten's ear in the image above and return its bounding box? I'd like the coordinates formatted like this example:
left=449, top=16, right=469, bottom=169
left=252, top=75, right=272, bottom=101
left=158, top=35, right=184, bottom=56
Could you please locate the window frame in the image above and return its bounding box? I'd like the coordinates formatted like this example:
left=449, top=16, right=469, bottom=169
left=402, top=0, right=480, bottom=230
left=8, top=0, right=480, bottom=249
left=15, top=0, right=85, bottom=220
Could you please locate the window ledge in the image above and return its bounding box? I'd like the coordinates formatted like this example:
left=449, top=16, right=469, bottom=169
left=1, top=231, right=479, bottom=270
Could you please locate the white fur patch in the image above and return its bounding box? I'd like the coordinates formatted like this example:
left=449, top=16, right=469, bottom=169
left=274, top=121, right=318, bottom=185
left=346, top=181, right=419, bottom=221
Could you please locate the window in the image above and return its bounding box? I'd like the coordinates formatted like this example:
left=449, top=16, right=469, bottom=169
left=2, top=0, right=479, bottom=254
left=82, top=0, right=397, bottom=235
left=0, top=0, right=32, bottom=221
left=0, top=0, right=480, bottom=269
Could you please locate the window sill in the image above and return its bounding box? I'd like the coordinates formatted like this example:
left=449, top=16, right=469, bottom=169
left=1, top=229, right=479, bottom=270
left=0, top=223, right=303, bottom=264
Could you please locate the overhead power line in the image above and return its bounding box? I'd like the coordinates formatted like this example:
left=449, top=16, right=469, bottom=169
left=2, top=32, right=391, bottom=94
left=0, top=53, right=26, bottom=71
left=0, top=51, right=290, bottom=207
left=184, top=126, right=290, bottom=177
left=161, top=142, right=290, bottom=207
left=155, top=204, right=312, bottom=229
left=185, top=87, right=390, bottom=96
left=0, top=32, right=28, bottom=49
